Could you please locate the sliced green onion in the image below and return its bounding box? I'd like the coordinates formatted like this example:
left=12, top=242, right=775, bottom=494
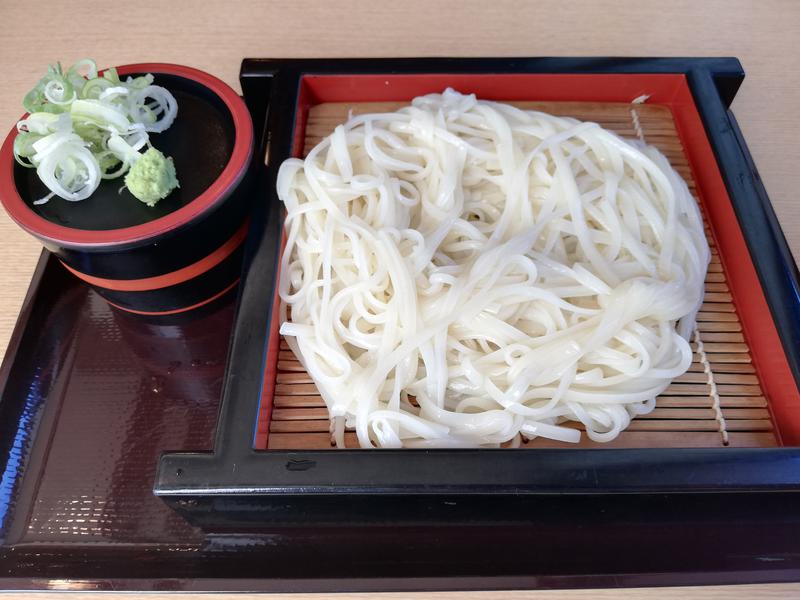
left=17, top=112, right=61, bottom=135
left=107, top=133, right=142, bottom=164
left=98, top=86, right=129, bottom=101
left=68, top=58, right=98, bottom=80
left=32, top=130, right=100, bottom=204
left=80, top=77, right=114, bottom=100
left=95, top=150, right=128, bottom=179
left=17, top=59, right=179, bottom=205
left=102, top=67, right=121, bottom=85
left=125, top=73, right=154, bottom=89
left=70, top=99, right=131, bottom=134
left=13, top=132, right=42, bottom=166
left=131, top=85, right=178, bottom=132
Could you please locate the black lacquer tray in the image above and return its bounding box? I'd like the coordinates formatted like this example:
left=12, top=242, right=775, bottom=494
left=1, top=57, right=799, bottom=592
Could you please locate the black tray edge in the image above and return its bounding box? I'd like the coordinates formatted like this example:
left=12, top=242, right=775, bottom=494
left=157, top=57, right=800, bottom=508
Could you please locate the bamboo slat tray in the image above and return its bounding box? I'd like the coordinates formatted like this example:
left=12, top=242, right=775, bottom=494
left=262, top=100, right=777, bottom=451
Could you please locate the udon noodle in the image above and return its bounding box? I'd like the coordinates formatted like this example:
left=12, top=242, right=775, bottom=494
left=277, top=89, right=709, bottom=448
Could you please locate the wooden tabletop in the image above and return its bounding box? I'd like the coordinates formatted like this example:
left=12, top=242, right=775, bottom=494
left=2, top=588, right=800, bottom=600
left=0, top=0, right=798, bottom=597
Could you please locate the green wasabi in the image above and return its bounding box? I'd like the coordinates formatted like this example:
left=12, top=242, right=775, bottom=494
left=124, top=148, right=179, bottom=207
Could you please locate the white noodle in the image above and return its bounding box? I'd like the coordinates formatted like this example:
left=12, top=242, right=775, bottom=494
left=277, top=89, right=709, bottom=448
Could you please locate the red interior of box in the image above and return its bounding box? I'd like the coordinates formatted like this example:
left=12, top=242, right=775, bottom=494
left=254, top=73, right=800, bottom=449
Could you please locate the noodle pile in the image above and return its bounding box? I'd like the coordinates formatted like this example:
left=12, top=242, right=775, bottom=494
left=276, top=89, right=709, bottom=448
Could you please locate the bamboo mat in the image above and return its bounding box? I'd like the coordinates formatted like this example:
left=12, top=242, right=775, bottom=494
left=261, top=100, right=778, bottom=450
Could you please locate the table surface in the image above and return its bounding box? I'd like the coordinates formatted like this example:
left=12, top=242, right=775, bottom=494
left=0, top=0, right=798, bottom=597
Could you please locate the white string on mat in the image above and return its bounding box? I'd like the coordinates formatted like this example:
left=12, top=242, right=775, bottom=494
left=278, top=89, right=710, bottom=449
left=630, top=94, right=650, bottom=144
left=628, top=95, right=729, bottom=447
left=693, top=327, right=729, bottom=445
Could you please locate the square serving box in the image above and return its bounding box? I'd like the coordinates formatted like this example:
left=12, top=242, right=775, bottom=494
left=0, top=57, right=797, bottom=591
left=155, top=57, right=800, bottom=537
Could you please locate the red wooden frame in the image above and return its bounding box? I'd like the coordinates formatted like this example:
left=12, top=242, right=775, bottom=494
left=254, top=73, right=800, bottom=449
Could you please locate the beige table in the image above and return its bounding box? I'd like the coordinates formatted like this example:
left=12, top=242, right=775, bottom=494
left=0, top=0, right=798, bottom=597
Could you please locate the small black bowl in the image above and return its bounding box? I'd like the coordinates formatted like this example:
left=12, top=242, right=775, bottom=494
left=0, top=63, right=254, bottom=316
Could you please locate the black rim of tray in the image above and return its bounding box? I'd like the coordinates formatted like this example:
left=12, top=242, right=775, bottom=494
left=155, top=57, right=800, bottom=517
